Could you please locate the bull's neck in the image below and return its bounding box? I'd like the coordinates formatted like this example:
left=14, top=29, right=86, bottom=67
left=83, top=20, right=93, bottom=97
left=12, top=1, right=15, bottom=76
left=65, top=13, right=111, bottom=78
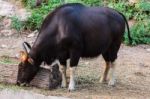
left=29, top=44, right=57, bottom=66
left=29, top=48, right=42, bottom=66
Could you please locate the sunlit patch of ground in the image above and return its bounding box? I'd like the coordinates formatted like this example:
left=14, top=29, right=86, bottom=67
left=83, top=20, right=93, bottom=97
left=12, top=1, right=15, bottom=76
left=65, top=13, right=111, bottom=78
left=0, top=84, right=69, bottom=99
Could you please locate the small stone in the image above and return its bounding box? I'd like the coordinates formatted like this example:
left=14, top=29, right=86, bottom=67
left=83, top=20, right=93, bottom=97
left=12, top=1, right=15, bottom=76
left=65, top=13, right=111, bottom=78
left=146, top=48, right=150, bottom=52
left=16, top=9, right=31, bottom=21
left=27, top=33, right=35, bottom=38
left=11, top=45, right=17, bottom=49
left=1, top=44, right=8, bottom=48
left=85, top=62, right=89, bottom=65
left=3, top=18, right=12, bottom=28
left=27, top=30, right=38, bottom=38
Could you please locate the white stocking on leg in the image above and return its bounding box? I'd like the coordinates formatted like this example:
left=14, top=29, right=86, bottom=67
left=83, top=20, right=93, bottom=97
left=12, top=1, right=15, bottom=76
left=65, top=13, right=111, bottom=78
left=68, top=67, right=76, bottom=91
left=59, top=65, right=67, bottom=88
left=108, top=62, right=116, bottom=86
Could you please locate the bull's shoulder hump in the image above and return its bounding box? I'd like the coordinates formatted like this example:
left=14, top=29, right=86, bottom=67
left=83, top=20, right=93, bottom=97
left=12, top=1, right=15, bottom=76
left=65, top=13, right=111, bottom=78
left=56, top=3, right=85, bottom=14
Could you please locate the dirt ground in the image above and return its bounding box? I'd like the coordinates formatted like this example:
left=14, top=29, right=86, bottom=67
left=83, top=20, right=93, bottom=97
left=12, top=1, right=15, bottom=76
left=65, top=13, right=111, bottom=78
left=0, top=0, right=150, bottom=98
left=0, top=34, right=150, bottom=99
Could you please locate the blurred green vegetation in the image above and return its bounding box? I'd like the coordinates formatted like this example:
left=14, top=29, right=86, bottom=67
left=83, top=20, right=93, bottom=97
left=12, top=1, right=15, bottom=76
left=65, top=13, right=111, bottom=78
left=11, top=0, right=150, bottom=45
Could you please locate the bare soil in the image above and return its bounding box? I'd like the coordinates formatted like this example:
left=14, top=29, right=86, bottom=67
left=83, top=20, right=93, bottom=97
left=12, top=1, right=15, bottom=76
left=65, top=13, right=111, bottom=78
left=0, top=35, right=150, bottom=99
left=1, top=0, right=149, bottom=98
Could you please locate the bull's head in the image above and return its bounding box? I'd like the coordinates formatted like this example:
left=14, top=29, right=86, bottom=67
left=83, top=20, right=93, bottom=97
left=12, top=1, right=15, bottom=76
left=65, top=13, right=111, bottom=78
left=17, top=42, right=39, bottom=86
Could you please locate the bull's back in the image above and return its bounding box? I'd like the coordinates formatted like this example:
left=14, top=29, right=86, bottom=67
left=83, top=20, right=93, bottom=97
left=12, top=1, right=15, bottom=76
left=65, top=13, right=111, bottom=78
left=76, top=7, right=125, bottom=57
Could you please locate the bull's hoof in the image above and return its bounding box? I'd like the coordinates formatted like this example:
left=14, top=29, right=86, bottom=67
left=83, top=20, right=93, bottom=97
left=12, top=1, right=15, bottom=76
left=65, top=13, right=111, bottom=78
left=68, top=80, right=75, bottom=91
left=68, top=87, right=75, bottom=92
left=68, top=84, right=75, bottom=91
left=61, top=82, right=67, bottom=88
left=99, top=77, right=107, bottom=84
left=61, top=85, right=67, bottom=88
left=108, top=79, right=116, bottom=86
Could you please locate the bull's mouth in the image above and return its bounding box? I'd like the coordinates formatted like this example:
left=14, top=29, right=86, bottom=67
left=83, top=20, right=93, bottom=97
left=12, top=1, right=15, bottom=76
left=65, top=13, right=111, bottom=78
left=16, top=81, right=29, bottom=87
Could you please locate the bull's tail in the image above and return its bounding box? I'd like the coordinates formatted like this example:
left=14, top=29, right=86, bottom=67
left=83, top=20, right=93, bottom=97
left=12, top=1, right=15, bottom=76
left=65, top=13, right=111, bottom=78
left=119, top=12, right=132, bottom=44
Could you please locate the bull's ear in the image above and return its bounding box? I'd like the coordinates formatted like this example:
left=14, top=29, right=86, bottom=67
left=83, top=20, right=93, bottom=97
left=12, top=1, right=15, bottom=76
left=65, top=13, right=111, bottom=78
left=28, top=58, right=34, bottom=65
left=19, top=51, right=28, bottom=62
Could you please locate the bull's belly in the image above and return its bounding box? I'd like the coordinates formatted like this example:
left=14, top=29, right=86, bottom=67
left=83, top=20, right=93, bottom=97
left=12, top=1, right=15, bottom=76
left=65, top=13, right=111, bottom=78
left=81, top=40, right=110, bottom=58
left=81, top=46, right=106, bottom=58
left=81, top=51, right=101, bottom=58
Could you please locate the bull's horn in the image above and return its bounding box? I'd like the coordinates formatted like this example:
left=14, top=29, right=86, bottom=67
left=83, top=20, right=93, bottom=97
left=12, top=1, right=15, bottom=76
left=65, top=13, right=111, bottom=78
left=22, top=42, right=31, bottom=53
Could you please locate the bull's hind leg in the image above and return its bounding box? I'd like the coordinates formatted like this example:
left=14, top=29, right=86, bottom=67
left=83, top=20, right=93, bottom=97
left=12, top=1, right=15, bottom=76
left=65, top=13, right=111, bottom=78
left=101, top=55, right=117, bottom=86
left=108, top=61, right=116, bottom=86
left=99, top=61, right=116, bottom=86
left=100, top=61, right=110, bottom=83
left=101, top=42, right=121, bottom=86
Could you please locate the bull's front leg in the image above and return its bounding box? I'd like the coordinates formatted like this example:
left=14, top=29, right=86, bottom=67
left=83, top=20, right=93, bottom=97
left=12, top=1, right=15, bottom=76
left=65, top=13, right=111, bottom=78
left=59, top=64, right=67, bottom=88
left=69, top=49, right=80, bottom=91
left=68, top=66, right=77, bottom=91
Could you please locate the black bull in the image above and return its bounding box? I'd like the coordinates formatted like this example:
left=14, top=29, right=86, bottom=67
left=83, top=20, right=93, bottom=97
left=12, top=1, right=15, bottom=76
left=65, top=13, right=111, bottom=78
left=17, top=3, right=132, bottom=91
